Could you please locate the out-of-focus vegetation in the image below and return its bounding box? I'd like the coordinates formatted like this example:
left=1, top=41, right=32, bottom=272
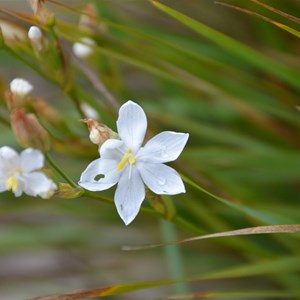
left=0, top=0, right=300, bottom=299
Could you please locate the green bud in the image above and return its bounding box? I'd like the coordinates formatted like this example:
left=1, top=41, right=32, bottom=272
left=55, top=183, right=84, bottom=199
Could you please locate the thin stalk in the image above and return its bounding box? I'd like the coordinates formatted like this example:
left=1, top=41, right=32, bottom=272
left=160, top=219, right=189, bottom=295
left=45, top=152, right=77, bottom=187
left=73, top=55, right=119, bottom=109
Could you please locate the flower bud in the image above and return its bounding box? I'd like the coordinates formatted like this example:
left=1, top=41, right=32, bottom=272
left=32, top=98, right=62, bottom=125
left=55, top=183, right=84, bottom=199
left=27, top=0, right=55, bottom=27
left=146, top=190, right=176, bottom=221
left=80, top=103, right=99, bottom=120
left=28, top=26, right=44, bottom=51
left=11, top=108, right=50, bottom=152
left=72, top=37, right=95, bottom=59
left=10, top=78, right=33, bottom=98
left=81, top=118, right=118, bottom=146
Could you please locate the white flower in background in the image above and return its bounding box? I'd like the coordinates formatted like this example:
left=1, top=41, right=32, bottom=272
left=0, top=146, right=57, bottom=199
left=80, top=103, right=99, bottom=120
left=28, top=26, right=42, bottom=41
left=79, top=101, right=189, bottom=225
left=10, top=78, right=33, bottom=97
left=28, top=26, right=43, bottom=51
left=72, top=37, right=95, bottom=59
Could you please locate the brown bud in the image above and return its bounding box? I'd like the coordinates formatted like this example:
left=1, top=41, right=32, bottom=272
left=27, top=0, right=55, bottom=27
left=146, top=190, right=176, bottom=221
left=0, top=20, right=27, bottom=46
left=11, top=108, right=50, bottom=152
left=32, top=98, right=62, bottom=125
left=81, top=118, right=118, bottom=146
left=79, top=4, right=99, bottom=32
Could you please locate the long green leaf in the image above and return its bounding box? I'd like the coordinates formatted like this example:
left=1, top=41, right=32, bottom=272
left=151, top=1, right=300, bottom=90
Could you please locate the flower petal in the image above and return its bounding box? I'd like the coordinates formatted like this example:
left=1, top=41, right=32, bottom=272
left=0, top=181, right=7, bottom=192
left=20, top=172, right=54, bottom=197
left=79, top=158, right=120, bottom=191
left=20, top=148, right=44, bottom=172
left=137, top=131, right=189, bottom=163
left=100, top=139, right=124, bottom=160
left=0, top=146, right=19, bottom=173
left=137, top=162, right=185, bottom=195
left=114, top=166, right=145, bottom=225
left=116, top=101, right=147, bottom=153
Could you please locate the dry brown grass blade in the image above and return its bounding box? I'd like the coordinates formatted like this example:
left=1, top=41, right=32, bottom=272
left=123, top=224, right=300, bottom=251
left=215, top=2, right=283, bottom=26
left=0, top=8, right=36, bottom=24
left=28, top=287, right=112, bottom=300
left=250, top=0, right=300, bottom=24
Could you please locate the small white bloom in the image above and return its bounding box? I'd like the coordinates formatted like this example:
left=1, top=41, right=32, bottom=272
left=72, top=37, right=95, bottom=59
left=10, top=78, right=33, bottom=97
left=0, top=146, right=57, bottom=199
left=28, top=26, right=43, bottom=51
left=79, top=101, right=189, bottom=225
left=80, top=103, right=99, bottom=120
left=28, top=26, right=42, bottom=40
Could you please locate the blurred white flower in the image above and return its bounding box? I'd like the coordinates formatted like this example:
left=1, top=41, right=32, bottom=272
left=80, top=103, right=99, bottom=120
left=72, top=37, right=95, bottom=59
left=28, top=26, right=42, bottom=40
left=10, top=78, right=33, bottom=97
left=28, top=26, right=43, bottom=51
left=0, top=146, right=57, bottom=199
left=79, top=101, right=189, bottom=225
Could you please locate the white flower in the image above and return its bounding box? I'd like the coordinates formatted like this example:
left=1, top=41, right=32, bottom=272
left=80, top=103, right=99, bottom=120
left=28, top=26, right=43, bottom=51
left=72, top=37, right=95, bottom=59
left=79, top=101, right=189, bottom=225
left=10, top=78, right=33, bottom=97
left=0, top=146, right=57, bottom=199
left=28, top=26, right=42, bottom=41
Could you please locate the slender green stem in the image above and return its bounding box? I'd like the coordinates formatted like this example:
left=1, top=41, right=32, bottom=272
left=45, top=152, right=77, bottom=187
left=160, top=219, right=189, bottom=294
left=83, top=190, right=113, bottom=205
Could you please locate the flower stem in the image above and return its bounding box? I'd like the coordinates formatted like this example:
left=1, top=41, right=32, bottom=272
left=45, top=152, right=77, bottom=188
left=160, top=218, right=189, bottom=295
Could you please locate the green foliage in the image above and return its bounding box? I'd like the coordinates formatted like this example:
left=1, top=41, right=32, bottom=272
left=0, top=0, right=300, bottom=299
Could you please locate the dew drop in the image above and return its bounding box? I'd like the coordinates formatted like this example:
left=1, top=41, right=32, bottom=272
left=158, top=177, right=166, bottom=185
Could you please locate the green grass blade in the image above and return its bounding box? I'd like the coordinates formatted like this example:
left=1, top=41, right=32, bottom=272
left=151, top=1, right=300, bottom=90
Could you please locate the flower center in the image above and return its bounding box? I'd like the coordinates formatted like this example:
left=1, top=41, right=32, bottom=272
left=117, top=148, right=136, bottom=171
left=5, top=175, right=19, bottom=193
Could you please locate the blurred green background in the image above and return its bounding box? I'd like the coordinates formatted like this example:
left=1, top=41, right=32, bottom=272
left=1, top=0, right=300, bottom=299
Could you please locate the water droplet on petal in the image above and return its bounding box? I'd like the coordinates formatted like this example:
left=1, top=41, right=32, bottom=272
left=158, top=177, right=166, bottom=185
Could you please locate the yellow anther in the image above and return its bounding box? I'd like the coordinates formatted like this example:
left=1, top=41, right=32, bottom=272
left=5, top=176, right=19, bottom=193
left=117, top=148, right=136, bottom=171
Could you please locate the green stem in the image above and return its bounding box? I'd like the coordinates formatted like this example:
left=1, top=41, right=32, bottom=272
left=45, top=152, right=77, bottom=187
left=160, top=219, right=189, bottom=295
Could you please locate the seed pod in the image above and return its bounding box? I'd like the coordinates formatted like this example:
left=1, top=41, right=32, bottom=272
left=11, top=108, right=50, bottom=152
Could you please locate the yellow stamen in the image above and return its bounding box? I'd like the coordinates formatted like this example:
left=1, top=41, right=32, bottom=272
left=117, top=148, right=136, bottom=171
left=5, top=175, right=19, bottom=193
